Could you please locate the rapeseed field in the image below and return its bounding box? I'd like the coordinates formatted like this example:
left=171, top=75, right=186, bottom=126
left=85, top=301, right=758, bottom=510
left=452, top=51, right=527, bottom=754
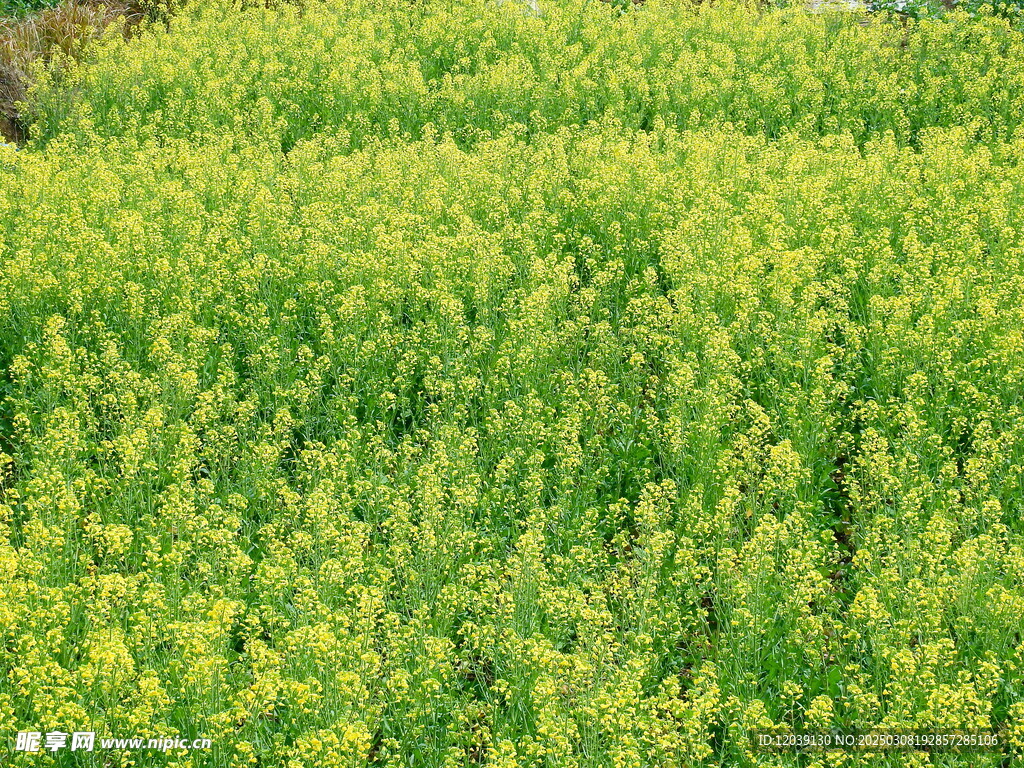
left=2, top=0, right=1024, bottom=765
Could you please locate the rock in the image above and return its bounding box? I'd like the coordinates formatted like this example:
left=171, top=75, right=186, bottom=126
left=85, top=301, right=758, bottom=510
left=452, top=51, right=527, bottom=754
left=495, top=0, right=542, bottom=17
left=807, top=0, right=869, bottom=9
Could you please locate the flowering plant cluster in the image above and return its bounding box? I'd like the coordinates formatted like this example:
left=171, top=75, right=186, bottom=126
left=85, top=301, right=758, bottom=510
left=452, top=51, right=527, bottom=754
left=2, top=1, right=1024, bottom=766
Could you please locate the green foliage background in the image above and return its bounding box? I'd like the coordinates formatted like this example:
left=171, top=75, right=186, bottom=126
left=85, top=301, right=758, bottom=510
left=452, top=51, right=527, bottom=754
left=0, top=0, right=55, bottom=20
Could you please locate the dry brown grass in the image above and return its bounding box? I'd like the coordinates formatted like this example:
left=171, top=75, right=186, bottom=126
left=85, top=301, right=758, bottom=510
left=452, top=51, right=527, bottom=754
left=0, top=0, right=145, bottom=142
left=1, top=59, right=25, bottom=141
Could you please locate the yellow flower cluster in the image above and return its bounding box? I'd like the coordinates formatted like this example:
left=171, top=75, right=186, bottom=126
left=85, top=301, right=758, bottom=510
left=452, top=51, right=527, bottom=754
left=1, top=0, right=1024, bottom=766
